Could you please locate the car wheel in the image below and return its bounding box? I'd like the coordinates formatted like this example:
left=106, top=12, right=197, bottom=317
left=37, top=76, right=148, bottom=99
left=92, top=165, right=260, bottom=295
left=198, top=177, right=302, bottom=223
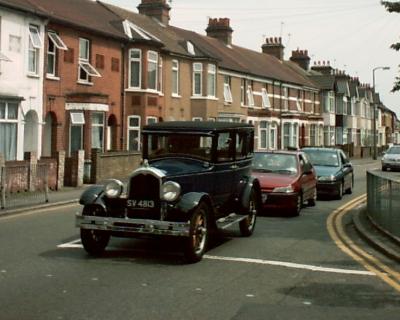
left=307, top=187, right=317, bottom=207
left=336, top=182, right=344, bottom=200
left=382, top=166, right=387, bottom=171
left=346, top=175, right=354, bottom=194
left=184, top=202, right=209, bottom=263
left=80, top=229, right=110, bottom=256
left=293, top=193, right=303, bottom=216
left=239, top=188, right=258, bottom=236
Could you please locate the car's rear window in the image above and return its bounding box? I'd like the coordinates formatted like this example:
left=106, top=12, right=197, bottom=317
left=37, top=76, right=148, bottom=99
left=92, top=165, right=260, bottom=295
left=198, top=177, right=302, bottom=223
left=253, top=153, right=298, bottom=175
left=304, top=150, right=339, bottom=167
left=146, top=133, right=212, bottom=161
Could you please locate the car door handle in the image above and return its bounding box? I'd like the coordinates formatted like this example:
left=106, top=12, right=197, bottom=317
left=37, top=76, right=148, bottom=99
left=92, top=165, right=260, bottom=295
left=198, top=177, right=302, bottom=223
left=230, top=164, right=238, bottom=169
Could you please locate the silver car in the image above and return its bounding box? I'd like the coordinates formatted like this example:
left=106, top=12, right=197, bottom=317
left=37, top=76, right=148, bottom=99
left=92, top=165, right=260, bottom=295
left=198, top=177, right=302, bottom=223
left=382, top=145, right=400, bottom=171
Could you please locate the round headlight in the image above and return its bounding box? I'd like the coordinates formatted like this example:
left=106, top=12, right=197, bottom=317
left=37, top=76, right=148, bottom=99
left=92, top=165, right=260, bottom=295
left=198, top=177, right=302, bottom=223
left=161, top=181, right=181, bottom=202
left=104, top=179, right=124, bottom=198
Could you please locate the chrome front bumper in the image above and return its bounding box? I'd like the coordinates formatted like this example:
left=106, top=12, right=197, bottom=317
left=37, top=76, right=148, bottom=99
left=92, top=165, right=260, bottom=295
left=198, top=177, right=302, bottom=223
left=76, top=213, right=190, bottom=237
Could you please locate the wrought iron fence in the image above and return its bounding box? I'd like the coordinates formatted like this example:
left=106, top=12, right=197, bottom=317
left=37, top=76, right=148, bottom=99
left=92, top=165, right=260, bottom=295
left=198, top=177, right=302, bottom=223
left=0, top=163, right=49, bottom=210
left=367, top=170, right=400, bottom=239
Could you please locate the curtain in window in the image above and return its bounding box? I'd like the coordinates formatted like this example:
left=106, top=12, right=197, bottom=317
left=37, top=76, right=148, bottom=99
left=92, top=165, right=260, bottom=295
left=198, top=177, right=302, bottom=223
left=0, top=123, right=17, bottom=160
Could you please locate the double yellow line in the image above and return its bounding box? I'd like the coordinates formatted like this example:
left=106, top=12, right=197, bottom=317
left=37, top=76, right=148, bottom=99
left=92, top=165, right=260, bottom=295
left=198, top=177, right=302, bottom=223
left=327, top=194, right=400, bottom=292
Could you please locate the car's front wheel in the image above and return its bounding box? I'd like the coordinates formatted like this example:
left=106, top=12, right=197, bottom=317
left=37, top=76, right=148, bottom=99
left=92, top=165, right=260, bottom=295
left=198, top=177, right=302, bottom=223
left=80, top=229, right=110, bottom=256
left=239, top=189, right=258, bottom=236
left=307, top=187, right=317, bottom=207
left=184, top=202, right=210, bottom=263
left=336, top=182, right=344, bottom=200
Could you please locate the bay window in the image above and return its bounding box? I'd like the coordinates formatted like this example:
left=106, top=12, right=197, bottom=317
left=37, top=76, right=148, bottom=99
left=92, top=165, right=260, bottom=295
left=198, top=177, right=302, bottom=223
left=0, top=101, right=18, bottom=160
left=207, top=64, right=216, bottom=97
left=129, top=49, right=141, bottom=88
left=147, top=51, right=158, bottom=90
left=193, top=63, right=202, bottom=96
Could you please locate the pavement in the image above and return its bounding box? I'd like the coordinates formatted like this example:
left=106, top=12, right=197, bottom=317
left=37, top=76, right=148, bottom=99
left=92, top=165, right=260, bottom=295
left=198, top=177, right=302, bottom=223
left=1, top=157, right=399, bottom=264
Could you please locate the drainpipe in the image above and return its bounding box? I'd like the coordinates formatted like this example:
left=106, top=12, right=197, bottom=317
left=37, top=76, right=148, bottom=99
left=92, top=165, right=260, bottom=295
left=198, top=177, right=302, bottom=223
left=120, top=43, right=126, bottom=150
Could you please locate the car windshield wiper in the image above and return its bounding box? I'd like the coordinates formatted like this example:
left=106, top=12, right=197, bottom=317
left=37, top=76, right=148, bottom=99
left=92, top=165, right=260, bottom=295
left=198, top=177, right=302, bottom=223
left=253, top=168, right=273, bottom=173
left=272, top=169, right=296, bottom=174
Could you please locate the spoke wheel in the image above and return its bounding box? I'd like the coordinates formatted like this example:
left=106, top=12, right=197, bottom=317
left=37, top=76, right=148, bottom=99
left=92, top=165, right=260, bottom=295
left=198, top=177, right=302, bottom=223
left=291, top=193, right=303, bottom=217
left=80, top=229, right=110, bottom=256
left=184, top=202, right=209, bottom=263
left=240, top=189, right=258, bottom=236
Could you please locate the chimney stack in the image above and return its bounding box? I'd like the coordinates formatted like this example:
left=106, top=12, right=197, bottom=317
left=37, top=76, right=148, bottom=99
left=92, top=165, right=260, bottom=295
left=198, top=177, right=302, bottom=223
left=311, top=60, right=334, bottom=75
left=137, top=0, right=171, bottom=25
left=290, top=49, right=310, bottom=70
left=206, top=18, right=233, bottom=46
left=262, top=37, right=285, bottom=60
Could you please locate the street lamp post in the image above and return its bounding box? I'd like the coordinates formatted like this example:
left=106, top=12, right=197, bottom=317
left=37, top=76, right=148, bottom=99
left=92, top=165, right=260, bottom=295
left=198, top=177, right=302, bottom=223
left=372, top=66, right=390, bottom=160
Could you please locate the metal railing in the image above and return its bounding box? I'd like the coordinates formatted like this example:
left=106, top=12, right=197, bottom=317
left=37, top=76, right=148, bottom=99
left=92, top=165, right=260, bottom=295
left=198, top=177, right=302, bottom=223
left=0, top=163, right=49, bottom=210
left=367, top=170, right=400, bottom=239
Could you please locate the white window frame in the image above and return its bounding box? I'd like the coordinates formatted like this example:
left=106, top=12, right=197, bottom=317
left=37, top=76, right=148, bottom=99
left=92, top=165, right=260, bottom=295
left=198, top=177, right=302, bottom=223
left=172, top=59, right=179, bottom=95
left=282, top=122, right=291, bottom=148
left=129, top=48, right=142, bottom=89
left=147, top=51, right=158, bottom=91
left=146, top=116, right=158, bottom=124
left=247, top=85, right=255, bottom=107
left=207, top=64, right=216, bottom=98
left=192, top=117, right=203, bottom=122
left=283, top=87, right=289, bottom=110
left=0, top=101, right=19, bottom=160
left=241, top=79, right=246, bottom=106
left=261, top=88, right=271, bottom=108
left=78, top=38, right=100, bottom=83
left=69, top=112, right=85, bottom=156
left=127, top=115, right=141, bottom=151
left=47, top=35, right=56, bottom=77
left=28, top=25, right=41, bottom=75
left=158, top=56, right=163, bottom=93
left=91, top=112, right=105, bottom=151
left=48, top=32, right=67, bottom=50
left=270, top=124, right=277, bottom=150
left=223, top=76, right=232, bottom=103
left=259, top=121, right=268, bottom=149
left=192, top=62, right=203, bottom=96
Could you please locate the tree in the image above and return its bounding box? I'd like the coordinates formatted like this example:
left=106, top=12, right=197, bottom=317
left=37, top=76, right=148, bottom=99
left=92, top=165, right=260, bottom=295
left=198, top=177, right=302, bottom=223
left=382, top=1, right=400, bottom=91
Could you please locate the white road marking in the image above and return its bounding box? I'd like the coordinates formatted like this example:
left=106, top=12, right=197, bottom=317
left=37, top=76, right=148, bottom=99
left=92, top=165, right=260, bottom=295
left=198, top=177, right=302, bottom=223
left=203, top=255, right=375, bottom=276
left=58, top=239, right=375, bottom=276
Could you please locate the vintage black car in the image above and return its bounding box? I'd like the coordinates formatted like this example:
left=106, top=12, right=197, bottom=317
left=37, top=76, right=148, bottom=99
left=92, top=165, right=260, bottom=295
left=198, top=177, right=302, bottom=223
left=76, top=121, right=261, bottom=262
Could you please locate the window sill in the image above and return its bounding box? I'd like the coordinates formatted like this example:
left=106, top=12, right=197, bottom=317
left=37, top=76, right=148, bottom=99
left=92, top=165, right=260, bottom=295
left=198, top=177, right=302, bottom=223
left=27, top=73, right=40, bottom=79
left=77, top=80, right=94, bottom=86
left=172, top=94, right=182, bottom=98
left=125, top=88, right=162, bottom=95
left=46, top=75, right=60, bottom=81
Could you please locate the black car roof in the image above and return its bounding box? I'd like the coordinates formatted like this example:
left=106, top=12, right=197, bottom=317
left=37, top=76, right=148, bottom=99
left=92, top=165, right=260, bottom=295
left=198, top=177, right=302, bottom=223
left=143, top=121, right=253, bottom=132
left=302, top=147, right=340, bottom=153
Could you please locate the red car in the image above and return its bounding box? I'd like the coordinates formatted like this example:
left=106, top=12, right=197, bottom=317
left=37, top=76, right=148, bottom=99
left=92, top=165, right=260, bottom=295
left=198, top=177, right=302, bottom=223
left=252, top=150, right=317, bottom=216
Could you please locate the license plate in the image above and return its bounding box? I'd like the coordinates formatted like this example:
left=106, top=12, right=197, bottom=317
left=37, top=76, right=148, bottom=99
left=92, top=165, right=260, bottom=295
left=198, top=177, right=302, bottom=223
left=127, top=200, right=155, bottom=209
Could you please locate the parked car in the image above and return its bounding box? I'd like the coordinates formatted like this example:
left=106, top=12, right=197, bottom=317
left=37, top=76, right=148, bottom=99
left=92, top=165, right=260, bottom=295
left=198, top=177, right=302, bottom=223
left=252, top=150, right=317, bottom=216
left=302, top=147, right=353, bottom=199
left=76, top=121, right=261, bottom=263
left=381, top=145, right=400, bottom=171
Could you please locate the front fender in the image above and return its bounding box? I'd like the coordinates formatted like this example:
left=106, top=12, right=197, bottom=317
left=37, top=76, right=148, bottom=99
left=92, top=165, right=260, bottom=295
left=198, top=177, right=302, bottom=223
left=79, top=185, right=105, bottom=206
left=175, top=192, right=212, bottom=215
left=240, top=177, right=261, bottom=212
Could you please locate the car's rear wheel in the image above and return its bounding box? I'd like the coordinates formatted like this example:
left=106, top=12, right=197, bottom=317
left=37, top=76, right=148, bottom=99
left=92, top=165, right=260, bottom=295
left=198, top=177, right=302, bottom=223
left=382, top=166, right=387, bottom=171
left=184, top=202, right=209, bottom=263
left=346, top=175, right=354, bottom=194
left=307, top=187, right=317, bottom=207
left=336, top=182, right=344, bottom=200
left=80, top=229, right=110, bottom=256
left=239, top=188, right=258, bottom=236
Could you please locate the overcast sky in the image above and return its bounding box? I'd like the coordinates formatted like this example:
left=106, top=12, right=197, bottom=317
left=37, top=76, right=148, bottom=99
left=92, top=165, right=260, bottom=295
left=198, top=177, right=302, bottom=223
left=103, top=0, right=400, bottom=117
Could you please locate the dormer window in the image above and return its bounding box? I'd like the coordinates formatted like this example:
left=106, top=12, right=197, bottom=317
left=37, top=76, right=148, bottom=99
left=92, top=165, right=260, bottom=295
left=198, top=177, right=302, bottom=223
left=122, top=20, right=161, bottom=42
left=187, top=41, right=195, bottom=55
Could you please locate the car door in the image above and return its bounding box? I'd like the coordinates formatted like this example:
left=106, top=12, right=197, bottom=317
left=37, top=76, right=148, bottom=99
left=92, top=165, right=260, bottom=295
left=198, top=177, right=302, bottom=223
left=339, top=150, right=353, bottom=190
left=298, top=153, right=315, bottom=200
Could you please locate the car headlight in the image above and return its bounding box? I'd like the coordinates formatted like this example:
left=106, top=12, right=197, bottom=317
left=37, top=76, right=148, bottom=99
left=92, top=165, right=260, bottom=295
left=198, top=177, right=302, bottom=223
left=161, top=181, right=181, bottom=201
left=318, top=175, right=336, bottom=182
left=272, top=185, right=294, bottom=193
left=103, top=179, right=124, bottom=198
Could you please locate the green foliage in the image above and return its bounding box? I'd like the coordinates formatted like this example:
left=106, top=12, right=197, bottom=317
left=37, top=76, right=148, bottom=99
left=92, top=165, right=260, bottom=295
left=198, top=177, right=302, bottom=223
left=382, top=1, right=400, bottom=92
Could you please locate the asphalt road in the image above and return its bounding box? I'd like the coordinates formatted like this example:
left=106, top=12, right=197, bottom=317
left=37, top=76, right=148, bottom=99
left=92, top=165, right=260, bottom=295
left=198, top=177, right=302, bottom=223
left=1, top=160, right=399, bottom=320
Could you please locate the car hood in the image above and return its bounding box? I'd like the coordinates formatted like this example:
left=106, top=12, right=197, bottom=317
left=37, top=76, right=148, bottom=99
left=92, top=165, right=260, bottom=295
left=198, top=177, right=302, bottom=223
left=252, top=171, right=297, bottom=189
left=313, top=165, right=340, bottom=177
left=150, top=158, right=211, bottom=176
left=383, top=154, right=400, bottom=161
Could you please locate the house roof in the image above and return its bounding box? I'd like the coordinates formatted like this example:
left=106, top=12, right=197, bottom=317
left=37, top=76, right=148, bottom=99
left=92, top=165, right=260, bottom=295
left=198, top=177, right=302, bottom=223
left=336, top=79, right=350, bottom=96
left=309, top=74, right=336, bottom=90
left=0, top=0, right=47, bottom=16
left=101, top=1, right=318, bottom=88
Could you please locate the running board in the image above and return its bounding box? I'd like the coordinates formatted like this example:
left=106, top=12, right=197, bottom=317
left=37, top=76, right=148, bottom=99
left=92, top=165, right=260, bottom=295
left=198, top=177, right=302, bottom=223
left=216, top=213, right=247, bottom=230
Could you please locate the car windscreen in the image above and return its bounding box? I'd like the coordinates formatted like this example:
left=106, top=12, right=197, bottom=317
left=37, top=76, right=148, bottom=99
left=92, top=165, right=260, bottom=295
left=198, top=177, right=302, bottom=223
left=252, top=153, right=298, bottom=174
left=387, top=146, right=400, bottom=154
left=304, top=150, right=339, bottom=167
left=146, top=133, right=213, bottom=161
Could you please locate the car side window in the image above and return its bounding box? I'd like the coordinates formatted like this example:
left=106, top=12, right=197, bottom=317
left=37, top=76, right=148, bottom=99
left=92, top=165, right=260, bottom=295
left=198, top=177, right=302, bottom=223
left=217, top=132, right=234, bottom=162
left=340, top=151, right=348, bottom=165
left=235, top=131, right=251, bottom=160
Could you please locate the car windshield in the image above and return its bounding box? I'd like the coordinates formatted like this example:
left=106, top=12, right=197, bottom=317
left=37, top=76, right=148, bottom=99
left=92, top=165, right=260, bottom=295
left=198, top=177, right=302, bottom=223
left=387, top=146, right=400, bottom=154
left=304, top=150, right=339, bottom=167
left=146, top=133, right=213, bottom=161
left=252, top=153, right=298, bottom=175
